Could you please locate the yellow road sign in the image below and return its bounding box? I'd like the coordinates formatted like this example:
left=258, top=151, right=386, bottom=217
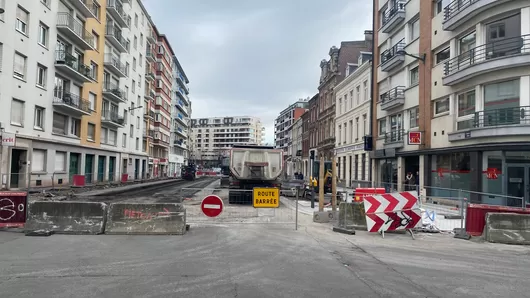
left=253, top=187, right=280, bottom=208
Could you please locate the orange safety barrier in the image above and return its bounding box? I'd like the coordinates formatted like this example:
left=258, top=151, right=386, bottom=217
left=354, top=188, right=386, bottom=202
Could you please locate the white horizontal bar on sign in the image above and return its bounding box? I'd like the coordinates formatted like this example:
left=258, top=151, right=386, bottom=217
left=204, top=204, right=221, bottom=209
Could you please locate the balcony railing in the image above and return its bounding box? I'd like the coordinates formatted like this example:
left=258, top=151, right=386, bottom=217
left=55, top=50, right=94, bottom=80
left=103, top=81, right=127, bottom=102
left=472, top=106, right=530, bottom=129
left=382, top=0, right=406, bottom=26
left=380, top=86, right=405, bottom=110
left=105, top=25, right=128, bottom=52
left=107, top=0, right=128, bottom=27
left=53, top=89, right=90, bottom=112
left=56, top=12, right=95, bottom=48
left=381, top=39, right=406, bottom=65
left=384, top=129, right=405, bottom=144
left=444, top=0, right=478, bottom=22
left=102, top=110, right=125, bottom=125
left=146, top=49, right=156, bottom=61
left=444, top=34, right=530, bottom=76
left=104, top=53, right=127, bottom=76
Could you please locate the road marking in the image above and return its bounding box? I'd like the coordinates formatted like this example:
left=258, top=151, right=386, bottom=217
left=204, top=204, right=221, bottom=209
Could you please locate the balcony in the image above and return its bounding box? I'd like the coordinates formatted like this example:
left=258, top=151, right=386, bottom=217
left=146, top=49, right=156, bottom=63
left=104, top=54, right=127, bottom=77
left=52, top=89, right=91, bottom=116
left=144, top=110, right=154, bottom=120
left=175, top=113, right=186, bottom=125
left=106, top=0, right=128, bottom=28
left=121, top=0, right=130, bottom=3
left=56, top=13, right=95, bottom=50
left=102, top=81, right=127, bottom=103
left=176, top=86, right=187, bottom=99
left=174, top=139, right=187, bottom=149
left=70, top=0, right=98, bottom=19
left=381, top=0, right=406, bottom=33
left=449, top=106, right=530, bottom=142
left=176, top=72, right=188, bottom=87
left=101, top=110, right=126, bottom=128
left=55, top=50, right=95, bottom=83
left=380, top=86, right=405, bottom=110
left=143, top=129, right=154, bottom=139
left=176, top=100, right=188, bottom=116
left=105, top=25, right=128, bottom=53
left=443, top=34, right=530, bottom=86
left=175, top=126, right=187, bottom=137
left=443, top=0, right=508, bottom=31
left=380, top=39, right=405, bottom=72
left=147, top=31, right=157, bottom=44
left=383, top=130, right=404, bottom=149
left=144, top=89, right=154, bottom=101
left=145, top=65, right=155, bottom=81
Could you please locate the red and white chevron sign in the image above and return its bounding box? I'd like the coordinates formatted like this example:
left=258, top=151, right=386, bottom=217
left=363, top=192, right=421, bottom=233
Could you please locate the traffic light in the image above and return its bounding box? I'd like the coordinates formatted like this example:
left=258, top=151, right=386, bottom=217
left=363, top=135, right=373, bottom=151
left=310, top=150, right=315, bottom=160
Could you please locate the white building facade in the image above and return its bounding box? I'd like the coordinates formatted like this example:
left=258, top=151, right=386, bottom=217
left=287, top=117, right=303, bottom=177
left=334, top=55, right=372, bottom=187
left=169, top=55, right=191, bottom=177
left=0, top=0, right=150, bottom=190
left=190, top=116, right=264, bottom=167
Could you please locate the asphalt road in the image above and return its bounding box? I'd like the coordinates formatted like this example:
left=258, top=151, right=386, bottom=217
left=1, top=217, right=530, bottom=298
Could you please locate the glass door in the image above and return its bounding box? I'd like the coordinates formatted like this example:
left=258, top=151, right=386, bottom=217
left=506, top=164, right=530, bottom=208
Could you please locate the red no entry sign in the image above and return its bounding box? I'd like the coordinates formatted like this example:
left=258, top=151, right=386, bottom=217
left=201, top=195, right=224, bottom=217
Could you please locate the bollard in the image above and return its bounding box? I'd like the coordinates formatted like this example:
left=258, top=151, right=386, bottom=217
left=295, top=186, right=299, bottom=231
left=311, top=187, right=315, bottom=209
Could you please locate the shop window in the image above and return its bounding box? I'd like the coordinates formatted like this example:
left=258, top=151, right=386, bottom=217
left=430, top=152, right=471, bottom=197
left=482, top=152, right=503, bottom=200
left=456, top=90, right=475, bottom=130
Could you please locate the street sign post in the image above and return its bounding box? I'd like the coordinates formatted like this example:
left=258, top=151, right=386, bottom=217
left=252, top=187, right=280, bottom=208
left=201, top=195, right=224, bottom=217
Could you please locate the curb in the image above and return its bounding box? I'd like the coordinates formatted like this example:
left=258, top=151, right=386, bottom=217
left=76, top=179, right=184, bottom=197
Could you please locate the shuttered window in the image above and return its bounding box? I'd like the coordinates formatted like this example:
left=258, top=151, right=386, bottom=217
left=14, top=52, right=26, bottom=79
left=55, top=151, right=66, bottom=172
left=32, top=149, right=46, bottom=172
left=16, top=6, right=29, bottom=34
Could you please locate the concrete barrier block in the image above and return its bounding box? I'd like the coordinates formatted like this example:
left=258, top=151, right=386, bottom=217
left=106, top=203, right=186, bottom=235
left=485, top=212, right=530, bottom=245
left=338, top=202, right=367, bottom=230
left=25, top=201, right=107, bottom=235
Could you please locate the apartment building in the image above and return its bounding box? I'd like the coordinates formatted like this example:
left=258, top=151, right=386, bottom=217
left=143, top=18, right=156, bottom=177
left=334, top=53, right=372, bottom=187
left=150, top=32, right=174, bottom=177
left=274, top=99, right=308, bottom=152
left=0, top=0, right=144, bottom=189
left=301, top=106, right=312, bottom=179
left=287, top=117, right=303, bottom=177
left=307, top=94, right=319, bottom=177
left=372, top=0, right=530, bottom=205
left=190, top=116, right=264, bottom=167
left=316, top=32, right=373, bottom=162
left=169, top=55, right=191, bottom=177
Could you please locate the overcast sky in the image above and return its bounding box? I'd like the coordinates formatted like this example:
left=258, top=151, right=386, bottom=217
left=143, top=0, right=372, bottom=144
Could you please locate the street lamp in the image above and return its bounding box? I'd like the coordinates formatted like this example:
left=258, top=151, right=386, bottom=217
left=396, top=49, right=426, bottom=63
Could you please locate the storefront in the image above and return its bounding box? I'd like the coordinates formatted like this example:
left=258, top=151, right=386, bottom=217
left=335, top=144, right=369, bottom=187
left=427, top=150, right=530, bottom=207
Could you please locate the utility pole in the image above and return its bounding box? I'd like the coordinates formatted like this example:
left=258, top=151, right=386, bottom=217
left=331, top=155, right=337, bottom=212
left=318, top=154, right=324, bottom=212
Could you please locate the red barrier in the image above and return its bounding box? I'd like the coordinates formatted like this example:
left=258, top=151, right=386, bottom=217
left=354, top=188, right=386, bottom=202
left=121, top=174, right=129, bottom=183
left=72, top=175, right=85, bottom=187
left=0, top=191, right=27, bottom=228
left=466, top=204, right=530, bottom=236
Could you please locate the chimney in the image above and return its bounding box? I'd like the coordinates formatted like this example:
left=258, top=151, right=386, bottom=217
left=364, top=30, right=373, bottom=41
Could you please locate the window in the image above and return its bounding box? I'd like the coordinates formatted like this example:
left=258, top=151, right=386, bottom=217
left=134, top=36, right=137, bottom=49
left=92, top=31, right=99, bottom=50
left=435, top=47, right=450, bottom=64
left=16, top=6, right=29, bottom=35
left=34, top=106, right=44, bottom=130
left=32, top=149, right=46, bottom=172
left=109, top=129, right=117, bottom=145
left=122, top=133, right=127, bottom=147
left=52, top=113, right=68, bottom=135
left=11, top=99, right=24, bottom=126
left=0, top=0, right=5, bottom=21
left=87, top=123, right=95, bottom=141
left=132, top=80, right=136, bottom=93
left=456, top=90, right=476, bottom=130
left=71, top=118, right=81, bottom=137
left=136, top=116, right=140, bottom=128
left=410, top=66, right=419, bottom=86
left=355, top=117, right=359, bottom=140
left=0, top=43, right=3, bottom=71
left=90, top=62, right=98, bottom=80
left=38, top=23, right=49, bottom=47
left=363, top=114, right=367, bottom=135
left=136, top=137, right=140, bottom=150
left=409, top=107, right=419, bottom=128
left=135, top=14, right=138, bottom=27
left=130, top=124, right=134, bottom=136
left=55, top=151, right=66, bottom=172
left=379, top=119, right=386, bottom=136
left=363, top=81, right=368, bottom=102
left=90, top=2, right=100, bottom=19
left=133, top=58, right=136, bottom=71
left=13, top=52, right=27, bottom=80
left=88, top=92, right=96, bottom=111
left=140, top=34, right=143, bottom=46
left=356, top=86, right=361, bottom=105
left=410, top=18, right=420, bottom=40
left=434, top=98, right=449, bottom=115
left=139, top=54, right=142, bottom=67
left=35, top=64, right=47, bottom=88
left=338, top=125, right=342, bottom=144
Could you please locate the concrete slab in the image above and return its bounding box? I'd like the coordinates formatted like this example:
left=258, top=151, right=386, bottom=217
left=105, top=203, right=186, bottom=235
left=485, top=212, right=530, bottom=245
left=25, top=201, right=107, bottom=235
left=76, top=178, right=183, bottom=197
